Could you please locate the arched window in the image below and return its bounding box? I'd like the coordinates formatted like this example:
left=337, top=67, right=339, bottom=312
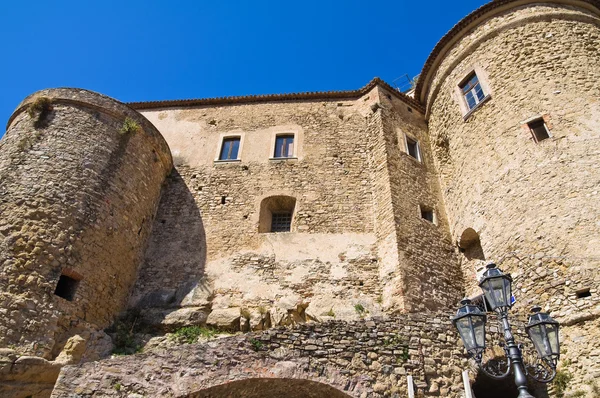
left=258, top=196, right=296, bottom=233
left=458, top=228, right=485, bottom=261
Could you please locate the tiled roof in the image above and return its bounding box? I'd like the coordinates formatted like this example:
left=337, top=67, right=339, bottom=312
left=415, top=0, right=600, bottom=105
left=127, top=77, right=424, bottom=113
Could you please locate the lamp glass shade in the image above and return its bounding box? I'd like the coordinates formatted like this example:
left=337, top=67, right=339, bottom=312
left=456, top=317, right=476, bottom=351
left=479, top=266, right=512, bottom=311
left=472, top=314, right=486, bottom=348
left=453, top=299, right=486, bottom=355
left=547, top=323, right=559, bottom=355
left=526, top=309, right=560, bottom=360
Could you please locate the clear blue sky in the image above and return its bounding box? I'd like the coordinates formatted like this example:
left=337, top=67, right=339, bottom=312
left=0, top=0, right=489, bottom=137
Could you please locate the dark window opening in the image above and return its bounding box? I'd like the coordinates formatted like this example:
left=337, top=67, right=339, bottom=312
left=459, top=228, right=486, bottom=261
left=274, top=135, right=294, bottom=158
left=576, top=288, right=591, bottom=299
left=271, top=213, right=292, bottom=232
left=221, top=196, right=227, bottom=205
left=54, top=275, right=80, bottom=301
left=528, top=119, right=550, bottom=143
left=219, top=137, right=240, bottom=160
left=259, top=195, right=296, bottom=233
left=406, top=136, right=420, bottom=161
left=460, top=72, right=486, bottom=111
left=421, top=207, right=434, bottom=223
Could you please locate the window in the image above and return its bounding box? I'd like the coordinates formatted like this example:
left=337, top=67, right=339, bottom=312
left=274, top=135, right=294, bottom=158
left=421, top=208, right=434, bottom=223
left=405, top=135, right=421, bottom=161
left=271, top=212, right=292, bottom=232
left=460, top=73, right=486, bottom=111
left=258, top=195, right=296, bottom=233
left=419, top=205, right=436, bottom=224
left=576, top=288, right=591, bottom=299
left=528, top=119, right=550, bottom=143
left=54, top=274, right=80, bottom=301
left=219, top=137, right=240, bottom=160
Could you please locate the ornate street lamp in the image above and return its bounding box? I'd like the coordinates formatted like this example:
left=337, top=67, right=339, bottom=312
left=452, top=263, right=560, bottom=398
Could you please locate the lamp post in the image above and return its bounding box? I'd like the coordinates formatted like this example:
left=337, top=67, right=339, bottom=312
left=452, top=263, right=560, bottom=398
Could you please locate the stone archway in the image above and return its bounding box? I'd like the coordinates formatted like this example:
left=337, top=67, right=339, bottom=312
left=187, top=378, right=353, bottom=398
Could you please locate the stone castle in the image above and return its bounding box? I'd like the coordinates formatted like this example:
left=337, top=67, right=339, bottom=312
left=0, top=0, right=598, bottom=397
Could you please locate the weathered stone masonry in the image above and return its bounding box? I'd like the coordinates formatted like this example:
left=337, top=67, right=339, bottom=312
left=1, top=0, right=600, bottom=397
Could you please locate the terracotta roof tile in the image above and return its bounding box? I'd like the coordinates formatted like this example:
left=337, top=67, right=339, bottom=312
left=127, top=77, right=424, bottom=113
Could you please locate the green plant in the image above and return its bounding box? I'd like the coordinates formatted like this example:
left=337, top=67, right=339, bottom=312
left=120, top=117, right=141, bottom=135
left=571, top=391, right=585, bottom=398
left=354, top=303, right=366, bottom=315
left=553, top=369, right=573, bottom=398
left=27, top=97, right=53, bottom=127
left=383, top=335, right=404, bottom=347
left=258, top=306, right=267, bottom=315
left=326, top=308, right=335, bottom=317
left=376, top=295, right=383, bottom=304
left=170, top=326, right=218, bottom=344
left=114, top=382, right=121, bottom=391
left=110, top=319, right=140, bottom=356
left=249, top=338, right=263, bottom=351
left=399, top=346, right=410, bottom=362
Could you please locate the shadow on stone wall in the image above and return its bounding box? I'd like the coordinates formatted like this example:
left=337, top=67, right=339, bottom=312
left=127, top=168, right=209, bottom=328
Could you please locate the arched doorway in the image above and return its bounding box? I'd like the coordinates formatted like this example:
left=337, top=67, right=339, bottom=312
left=471, top=370, right=519, bottom=398
left=187, top=378, right=353, bottom=398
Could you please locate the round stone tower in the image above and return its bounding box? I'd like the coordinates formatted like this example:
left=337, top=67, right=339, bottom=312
left=417, top=0, right=600, bottom=389
left=0, top=88, right=172, bottom=358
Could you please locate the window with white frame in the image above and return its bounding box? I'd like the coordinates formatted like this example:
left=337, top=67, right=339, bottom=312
left=405, top=135, right=421, bottom=161
left=273, top=134, right=294, bottom=158
left=460, top=73, right=486, bottom=111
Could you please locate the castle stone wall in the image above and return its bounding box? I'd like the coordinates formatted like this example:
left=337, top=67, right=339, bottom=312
left=0, top=89, right=172, bottom=359
left=132, top=95, right=388, bottom=329
left=424, top=2, right=600, bottom=393
left=377, top=88, right=463, bottom=312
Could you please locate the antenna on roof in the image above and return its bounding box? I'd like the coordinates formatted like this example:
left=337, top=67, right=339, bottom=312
left=392, top=74, right=420, bottom=94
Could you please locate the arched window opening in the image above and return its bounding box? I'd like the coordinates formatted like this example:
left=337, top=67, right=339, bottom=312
left=458, top=228, right=485, bottom=261
left=259, top=195, right=296, bottom=233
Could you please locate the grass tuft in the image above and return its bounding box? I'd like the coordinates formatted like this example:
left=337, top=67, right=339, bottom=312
left=120, top=117, right=141, bottom=135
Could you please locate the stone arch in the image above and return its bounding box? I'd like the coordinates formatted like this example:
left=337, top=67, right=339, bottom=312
left=258, top=195, right=297, bottom=233
left=458, top=228, right=485, bottom=261
left=458, top=228, right=486, bottom=296
left=186, top=378, right=354, bottom=398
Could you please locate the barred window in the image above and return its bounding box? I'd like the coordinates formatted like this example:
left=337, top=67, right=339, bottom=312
left=271, top=213, right=292, bottom=232
left=259, top=195, right=296, bottom=233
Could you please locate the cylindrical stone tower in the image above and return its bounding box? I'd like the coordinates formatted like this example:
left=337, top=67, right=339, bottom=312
left=0, top=88, right=172, bottom=358
left=417, top=0, right=600, bottom=391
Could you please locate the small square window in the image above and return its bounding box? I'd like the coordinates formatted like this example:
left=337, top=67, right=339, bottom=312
left=219, top=137, right=240, bottom=160
left=54, top=274, right=80, bottom=301
left=576, top=288, right=591, bottom=299
left=406, top=136, right=421, bottom=161
left=420, top=207, right=435, bottom=223
left=274, top=135, right=294, bottom=158
left=528, top=119, right=550, bottom=143
left=271, top=212, right=292, bottom=232
left=460, top=73, right=486, bottom=111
